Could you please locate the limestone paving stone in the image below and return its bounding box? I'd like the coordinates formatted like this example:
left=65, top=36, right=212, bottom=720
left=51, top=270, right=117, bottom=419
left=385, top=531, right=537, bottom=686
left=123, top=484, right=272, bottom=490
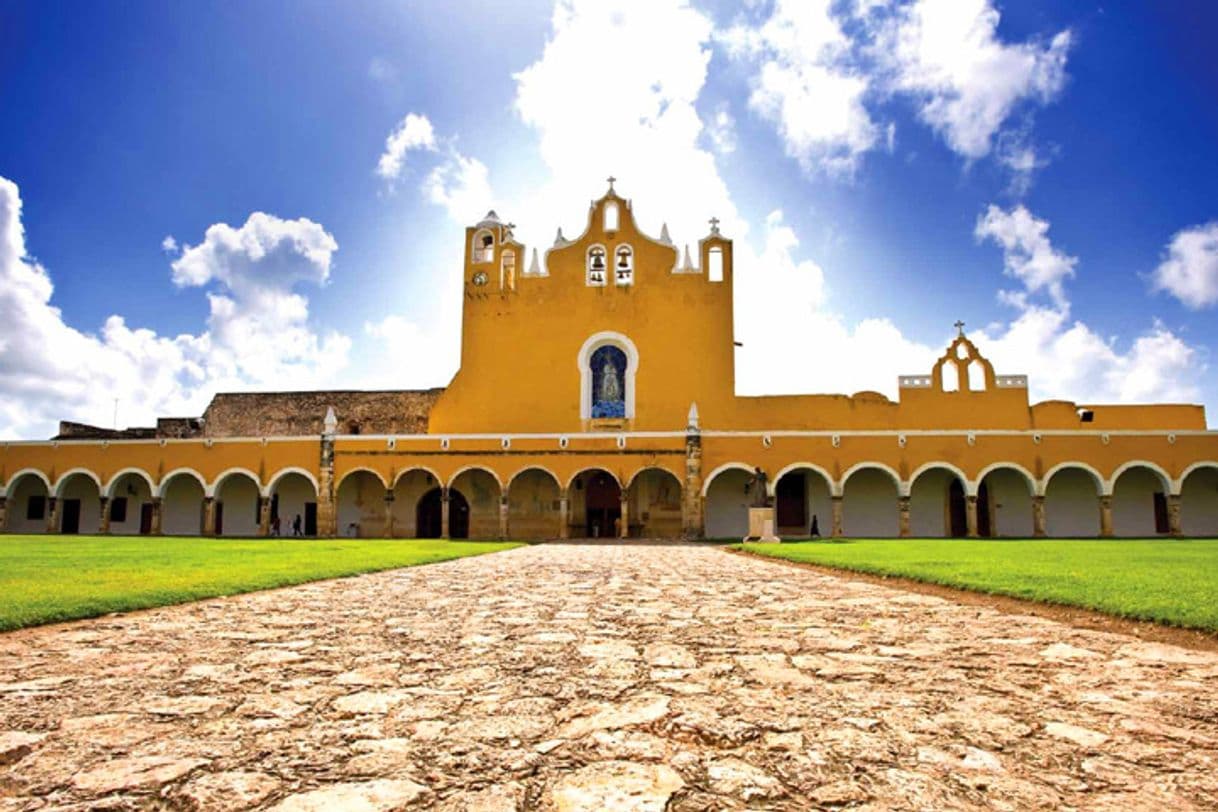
left=0, top=542, right=1216, bottom=809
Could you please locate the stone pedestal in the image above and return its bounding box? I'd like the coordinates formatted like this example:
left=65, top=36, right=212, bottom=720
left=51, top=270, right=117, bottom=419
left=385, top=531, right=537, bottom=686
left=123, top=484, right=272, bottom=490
left=744, top=507, right=780, bottom=543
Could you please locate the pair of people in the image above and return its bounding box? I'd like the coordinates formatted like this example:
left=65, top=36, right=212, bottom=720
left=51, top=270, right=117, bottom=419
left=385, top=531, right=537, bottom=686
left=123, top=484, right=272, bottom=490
left=269, top=514, right=304, bottom=537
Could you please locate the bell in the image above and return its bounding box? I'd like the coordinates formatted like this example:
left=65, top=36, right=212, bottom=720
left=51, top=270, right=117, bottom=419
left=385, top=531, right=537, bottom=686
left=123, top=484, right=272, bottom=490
left=592, top=254, right=605, bottom=270
left=618, top=254, right=629, bottom=269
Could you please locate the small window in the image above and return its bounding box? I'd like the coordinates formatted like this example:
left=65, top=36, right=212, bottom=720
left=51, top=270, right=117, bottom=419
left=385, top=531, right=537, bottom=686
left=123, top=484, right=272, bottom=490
left=614, top=245, right=633, bottom=285
left=472, top=229, right=494, bottom=264
left=587, top=246, right=607, bottom=286
left=111, top=497, right=128, bottom=523
left=604, top=201, right=619, bottom=232
left=708, top=247, right=724, bottom=282
left=26, top=495, right=46, bottom=521
left=1079, top=409, right=1095, bottom=423
left=347, top=421, right=361, bottom=435
left=501, top=250, right=516, bottom=290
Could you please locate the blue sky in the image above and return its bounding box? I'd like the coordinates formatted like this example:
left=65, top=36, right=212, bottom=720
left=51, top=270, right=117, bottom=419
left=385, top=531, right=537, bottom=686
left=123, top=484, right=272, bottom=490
left=2, top=0, right=1217, bottom=438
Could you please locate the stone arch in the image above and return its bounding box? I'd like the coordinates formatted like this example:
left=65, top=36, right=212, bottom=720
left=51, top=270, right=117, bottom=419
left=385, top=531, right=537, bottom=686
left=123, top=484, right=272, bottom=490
left=507, top=467, right=563, bottom=539
left=772, top=463, right=834, bottom=537
left=975, top=463, right=1035, bottom=537
left=1110, top=462, right=1173, bottom=537
left=337, top=469, right=387, bottom=539
left=392, top=466, right=443, bottom=490
left=1179, top=463, right=1218, bottom=537
left=212, top=469, right=261, bottom=536
left=263, top=467, right=320, bottom=498
left=907, top=464, right=970, bottom=538
left=703, top=463, right=754, bottom=539
left=103, top=467, right=157, bottom=499
left=337, top=467, right=388, bottom=491
left=53, top=470, right=103, bottom=534
left=841, top=464, right=899, bottom=537
left=908, top=462, right=973, bottom=496
left=268, top=470, right=319, bottom=537
left=3, top=469, right=52, bottom=533
left=568, top=468, right=622, bottom=538
left=626, top=467, right=683, bottom=538
left=53, top=467, right=103, bottom=497
left=1039, top=461, right=1105, bottom=497
left=160, top=469, right=206, bottom=536
left=578, top=331, right=639, bottom=420
left=391, top=467, right=441, bottom=538
left=449, top=467, right=502, bottom=539
left=1108, top=460, right=1171, bottom=495
left=1043, top=464, right=1102, bottom=537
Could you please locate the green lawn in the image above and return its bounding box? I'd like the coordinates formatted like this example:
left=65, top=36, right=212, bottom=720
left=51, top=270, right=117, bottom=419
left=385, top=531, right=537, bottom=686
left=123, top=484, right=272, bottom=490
left=0, top=536, right=523, bottom=632
left=738, top=539, right=1218, bottom=632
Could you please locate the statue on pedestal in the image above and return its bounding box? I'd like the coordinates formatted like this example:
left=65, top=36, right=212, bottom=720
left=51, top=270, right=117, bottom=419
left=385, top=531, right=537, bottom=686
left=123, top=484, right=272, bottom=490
left=744, top=467, right=771, bottom=508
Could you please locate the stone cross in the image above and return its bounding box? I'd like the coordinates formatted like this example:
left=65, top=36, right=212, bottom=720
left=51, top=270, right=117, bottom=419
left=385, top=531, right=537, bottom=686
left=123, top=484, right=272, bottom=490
left=709, top=217, right=720, bottom=235
left=607, top=175, right=616, bottom=191
left=954, top=319, right=965, bottom=336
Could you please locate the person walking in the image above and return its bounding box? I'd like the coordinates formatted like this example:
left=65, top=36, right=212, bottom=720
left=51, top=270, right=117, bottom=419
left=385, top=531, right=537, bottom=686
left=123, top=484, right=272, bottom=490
left=292, top=514, right=302, bottom=537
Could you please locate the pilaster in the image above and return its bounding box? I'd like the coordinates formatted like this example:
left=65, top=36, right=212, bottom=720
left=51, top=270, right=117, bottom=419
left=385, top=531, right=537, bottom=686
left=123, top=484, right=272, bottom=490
left=559, top=492, right=570, bottom=540
left=831, top=495, right=844, bottom=538
left=203, top=496, right=216, bottom=536
left=619, top=494, right=629, bottom=539
left=384, top=490, right=395, bottom=538
left=897, top=496, right=910, bottom=538
left=1099, top=495, right=1114, bottom=538
left=499, top=495, right=509, bottom=540
left=99, top=496, right=111, bottom=534
left=1167, top=494, right=1182, bottom=538
left=965, top=494, right=979, bottom=538
left=150, top=497, right=163, bottom=535
left=441, top=487, right=450, bottom=540
left=47, top=497, right=58, bottom=534
left=258, top=497, right=271, bottom=537
left=1032, top=495, right=1046, bottom=538
left=682, top=414, right=704, bottom=539
left=0, top=496, right=6, bottom=532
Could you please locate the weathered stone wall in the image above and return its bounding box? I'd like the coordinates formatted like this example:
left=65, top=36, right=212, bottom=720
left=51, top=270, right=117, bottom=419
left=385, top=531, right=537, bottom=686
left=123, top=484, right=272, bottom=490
left=54, top=421, right=158, bottom=441
left=201, top=389, right=444, bottom=438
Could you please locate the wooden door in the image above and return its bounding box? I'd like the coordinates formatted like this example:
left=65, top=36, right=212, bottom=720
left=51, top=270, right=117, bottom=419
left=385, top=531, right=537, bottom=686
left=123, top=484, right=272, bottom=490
left=304, top=503, right=318, bottom=536
left=61, top=499, right=81, bottom=534
left=776, top=473, right=806, bottom=528
left=139, top=503, right=154, bottom=535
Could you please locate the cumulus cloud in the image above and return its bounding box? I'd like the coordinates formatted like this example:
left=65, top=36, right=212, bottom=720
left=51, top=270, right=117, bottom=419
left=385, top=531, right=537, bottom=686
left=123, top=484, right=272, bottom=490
left=705, top=103, right=737, bottom=155
left=160, top=235, right=178, bottom=254
left=423, top=153, right=493, bottom=224
left=0, top=175, right=349, bottom=439
left=376, top=112, right=437, bottom=182
left=1152, top=222, right=1218, bottom=309
left=974, top=204, right=1076, bottom=308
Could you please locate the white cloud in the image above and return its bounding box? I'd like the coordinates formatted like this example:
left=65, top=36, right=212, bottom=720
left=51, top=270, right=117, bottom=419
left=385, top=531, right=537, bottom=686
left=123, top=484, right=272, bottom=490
left=876, top=0, right=1071, bottom=160
left=0, top=175, right=349, bottom=439
left=1152, top=222, right=1218, bottom=309
left=975, top=204, right=1075, bottom=309
left=368, top=58, right=397, bottom=83
left=161, top=235, right=178, bottom=254
left=723, top=0, right=879, bottom=175
left=705, top=103, right=737, bottom=155
left=376, top=112, right=437, bottom=182
left=423, top=153, right=494, bottom=224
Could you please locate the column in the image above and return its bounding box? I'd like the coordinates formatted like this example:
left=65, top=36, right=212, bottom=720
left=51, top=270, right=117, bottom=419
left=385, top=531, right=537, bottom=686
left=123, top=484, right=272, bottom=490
left=1032, top=495, right=1046, bottom=538
left=619, top=493, right=629, bottom=539
left=682, top=426, right=704, bottom=539
left=202, top=496, right=216, bottom=536
left=499, top=495, right=509, bottom=540
left=897, top=496, right=911, bottom=538
left=559, top=491, right=570, bottom=540
left=440, top=487, right=450, bottom=540
left=99, top=496, right=111, bottom=534
left=965, top=494, right=979, bottom=538
left=150, top=497, right=163, bottom=535
left=46, top=497, right=59, bottom=534
left=831, top=495, right=844, bottom=538
left=0, top=496, right=8, bottom=532
left=383, top=490, right=395, bottom=538
left=1099, top=494, right=1114, bottom=538
left=258, top=496, right=271, bottom=537
left=1167, top=493, right=1182, bottom=538
left=317, top=430, right=337, bottom=538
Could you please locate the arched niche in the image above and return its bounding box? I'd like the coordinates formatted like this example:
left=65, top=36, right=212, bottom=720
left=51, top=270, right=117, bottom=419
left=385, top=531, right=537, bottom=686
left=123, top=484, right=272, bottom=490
left=507, top=468, right=563, bottom=539
left=626, top=468, right=682, bottom=538
left=578, top=331, right=639, bottom=420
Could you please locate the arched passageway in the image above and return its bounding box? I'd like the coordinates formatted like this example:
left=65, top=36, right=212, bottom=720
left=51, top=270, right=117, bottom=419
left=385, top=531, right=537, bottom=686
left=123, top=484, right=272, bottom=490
left=1181, top=466, right=1218, bottom=537
left=449, top=469, right=500, bottom=539
left=1111, top=466, right=1170, bottom=537
left=55, top=472, right=102, bottom=534
left=977, top=467, right=1034, bottom=537
left=773, top=467, right=832, bottom=537
left=392, top=469, right=439, bottom=538
left=4, top=472, right=51, bottom=533
left=908, top=467, right=968, bottom=538
left=214, top=472, right=260, bottom=536
left=269, top=472, right=319, bottom=537
left=508, top=469, right=562, bottom=539
left=703, top=466, right=752, bottom=539
left=570, top=469, right=621, bottom=538
left=626, top=468, right=682, bottom=538
left=337, top=471, right=386, bottom=538
left=106, top=471, right=155, bottom=534
left=160, top=472, right=205, bottom=536
left=1044, top=467, right=1101, bottom=537
left=842, top=467, right=898, bottom=538
left=416, top=487, right=471, bottom=539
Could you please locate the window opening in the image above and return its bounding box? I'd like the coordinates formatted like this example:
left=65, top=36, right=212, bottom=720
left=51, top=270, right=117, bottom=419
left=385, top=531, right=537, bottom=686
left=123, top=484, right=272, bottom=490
left=708, top=247, right=724, bottom=282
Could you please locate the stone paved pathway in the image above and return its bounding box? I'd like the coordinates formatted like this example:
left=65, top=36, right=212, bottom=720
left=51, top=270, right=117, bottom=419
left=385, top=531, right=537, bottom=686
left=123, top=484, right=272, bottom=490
left=1, top=543, right=1217, bottom=810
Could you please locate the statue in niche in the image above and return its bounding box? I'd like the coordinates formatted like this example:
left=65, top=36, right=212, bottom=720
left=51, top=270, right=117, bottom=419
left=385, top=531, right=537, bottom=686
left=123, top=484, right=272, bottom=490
left=590, top=345, right=627, bottom=419
left=599, top=358, right=621, bottom=402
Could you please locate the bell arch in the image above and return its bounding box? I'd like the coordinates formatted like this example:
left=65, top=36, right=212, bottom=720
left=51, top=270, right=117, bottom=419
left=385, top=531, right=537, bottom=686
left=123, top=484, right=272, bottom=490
left=568, top=468, right=622, bottom=538
left=54, top=470, right=103, bottom=534
left=337, top=469, right=387, bottom=538
left=212, top=469, right=261, bottom=536
left=103, top=468, right=156, bottom=499
left=392, top=468, right=441, bottom=538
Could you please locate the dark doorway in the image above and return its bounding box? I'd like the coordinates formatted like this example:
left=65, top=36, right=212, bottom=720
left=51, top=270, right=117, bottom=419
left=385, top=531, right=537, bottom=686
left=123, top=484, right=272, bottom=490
left=215, top=502, right=224, bottom=535
left=948, top=479, right=967, bottom=538
left=582, top=471, right=621, bottom=537
left=776, top=473, right=806, bottom=528
left=304, top=502, right=318, bottom=536
left=61, top=499, right=81, bottom=534
left=139, top=503, right=154, bottom=535
left=416, top=488, right=469, bottom=539
left=977, top=481, right=992, bottom=537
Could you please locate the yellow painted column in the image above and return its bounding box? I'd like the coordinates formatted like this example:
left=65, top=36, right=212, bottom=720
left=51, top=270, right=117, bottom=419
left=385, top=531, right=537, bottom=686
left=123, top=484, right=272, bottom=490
left=1032, top=496, right=1046, bottom=538
left=897, top=496, right=910, bottom=538
left=965, top=495, right=979, bottom=538
left=99, top=497, right=111, bottom=534
left=831, top=495, right=844, bottom=538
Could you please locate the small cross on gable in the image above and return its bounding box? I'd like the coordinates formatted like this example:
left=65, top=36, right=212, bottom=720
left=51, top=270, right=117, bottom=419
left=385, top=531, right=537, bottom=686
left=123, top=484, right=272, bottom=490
left=606, top=176, right=616, bottom=192
left=954, top=320, right=965, bottom=337
left=709, top=216, right=720, bottom=235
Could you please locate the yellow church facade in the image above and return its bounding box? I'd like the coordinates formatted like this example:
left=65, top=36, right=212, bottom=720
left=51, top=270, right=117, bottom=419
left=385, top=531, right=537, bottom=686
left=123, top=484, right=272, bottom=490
left=2, top=184, right=1217, bottom=540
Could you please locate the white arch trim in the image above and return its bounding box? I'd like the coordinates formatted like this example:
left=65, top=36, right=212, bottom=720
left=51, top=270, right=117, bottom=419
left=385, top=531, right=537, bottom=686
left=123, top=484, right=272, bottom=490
left=1, top=468, right=52, bottom=498
left=578, top=331, right=639, bottom=420
left=53, top=467, right=103, bottom=496
left=973, top=462, right=1036, bottom=496
left=567, top=467, right=623, bottom=493
left=907, top=462, right=974, bottom=497
left=700, top=462, right=754, bottom=497
left=1108, top=460, right=1172, bottom=496
left=507, top=466, right=563, bottom=492
left=207, top=467, right=262, bottom=498
left=771, top=462, right=837, bottom=497
left=104, top=467, right=157, bottom=499
left=264, top=467, right=320, bottom=498
left=158, top=467, right=208, bottom=497
left=391, top=466, right=443, bottom=490
left=840, top=462, right=903, bottom=496
left=1174, top=461, right=1218, bottom=495
left=625, top=465, right=683, bottom=490
left=336, top=467, right=388, bottom=491
left=1040, top=461, right=1105, bottom=497
left=448, top=465, right=504, bottom=491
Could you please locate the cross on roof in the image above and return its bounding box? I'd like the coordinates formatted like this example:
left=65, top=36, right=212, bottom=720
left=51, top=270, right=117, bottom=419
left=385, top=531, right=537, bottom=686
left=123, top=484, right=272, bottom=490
left=607, top=175, right=616, bottom=191
left=709, top=216, right=720, bottom=234
left=954, top=319, right=966, bottom=336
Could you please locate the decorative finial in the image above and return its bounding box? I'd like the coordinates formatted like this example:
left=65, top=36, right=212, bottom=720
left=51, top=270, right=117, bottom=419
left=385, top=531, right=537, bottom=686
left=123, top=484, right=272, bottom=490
left=528, top=248, right=541, bottom=276
left=954, top=319, right=965, bottom=337
left=554, top=227, right=568, bottom=247
left=687, top=402, right=700, bottom=430
left=681, top=244, right=694, bottom=272
left=607, top=175, right=617, bottom=192
left=709, top=216, right=720, bottom=235
left=659, top=222, right=672, bottom=245
left=323, top=406, right=337, bottom=436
